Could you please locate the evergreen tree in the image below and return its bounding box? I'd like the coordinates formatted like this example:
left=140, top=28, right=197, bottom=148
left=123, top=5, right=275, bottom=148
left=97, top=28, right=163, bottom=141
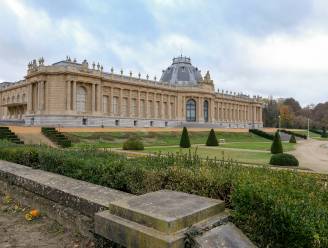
left=206, top=129, right=219, bottom=146
left=180, top=127, right=191, bottom=148
left=289, top=134, right=297, bottom=144
left=322, top=127, right=328, bottom=138
left=271, top=131, right=283, bottom=154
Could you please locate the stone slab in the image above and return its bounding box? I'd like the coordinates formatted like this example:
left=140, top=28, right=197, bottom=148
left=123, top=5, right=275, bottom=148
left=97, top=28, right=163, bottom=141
left=0, top=160, right=132, bottom=217
left=195, top=223, right=256, bottom=248
left=109, top=190, right=225, bottom=234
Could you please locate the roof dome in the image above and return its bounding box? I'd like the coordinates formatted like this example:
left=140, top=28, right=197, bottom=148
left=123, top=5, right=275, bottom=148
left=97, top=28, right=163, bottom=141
left=160, top=56, right=203, bottom=86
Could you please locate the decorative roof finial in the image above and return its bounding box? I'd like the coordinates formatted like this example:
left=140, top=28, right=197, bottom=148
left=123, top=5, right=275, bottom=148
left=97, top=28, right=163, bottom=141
left=129, top=71, right=132, bottom=77
left=154, top=76, right=157, bottom=81
left=92, top=62, right=95, bottom=69
left=100, top=65, right=103, bottom=72
left=146, top=74, right=149, bottom=80
left=138, top=72, right=141, bottom=79
left=120, top=69, right=123, bottom=75
left=111, top=67, right=114, bottom=74
left=97, top=62, right=100, bottom=70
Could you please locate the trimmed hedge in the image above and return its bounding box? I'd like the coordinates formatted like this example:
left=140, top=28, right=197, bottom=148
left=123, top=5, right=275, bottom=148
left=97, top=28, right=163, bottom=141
left=122, top=138, right=144, bottom=150
left=0, top=143, right=327, bottom=247
left=0, top=126, right=24, bottom=144
left=41, top=127, right=71, bottom=148
left=310, top=128, right=322, bottom=135
left=179, top=127, right=191, bottom=148
left=206, top=129, right=219, bottom=146
left=249, top=129, right=274, bottom=140
left=280, top=129, right=307, bottom=139
left=289, top=134, right=297, bottom=143
left=269, top=153, right=299, bottom=166
left=322, top=127, right=328, bottom=138
left=271, top=132, right=283, bottom=154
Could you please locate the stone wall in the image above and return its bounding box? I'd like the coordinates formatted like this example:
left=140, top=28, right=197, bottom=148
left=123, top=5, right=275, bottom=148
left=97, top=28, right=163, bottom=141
left=0, top=160, right=256, bottom=248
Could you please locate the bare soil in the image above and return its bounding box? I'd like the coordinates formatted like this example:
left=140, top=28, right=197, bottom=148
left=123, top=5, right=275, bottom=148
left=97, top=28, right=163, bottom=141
left=0, top=195, right=94, bottom=248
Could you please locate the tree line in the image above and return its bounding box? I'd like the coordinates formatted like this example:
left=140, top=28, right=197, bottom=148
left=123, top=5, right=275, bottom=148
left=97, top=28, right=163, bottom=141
left=262, top=98, right=328, bottom=129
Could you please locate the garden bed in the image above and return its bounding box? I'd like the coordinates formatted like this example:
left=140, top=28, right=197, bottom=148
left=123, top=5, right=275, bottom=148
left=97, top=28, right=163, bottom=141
left=0, top=141, right=327, bottom=247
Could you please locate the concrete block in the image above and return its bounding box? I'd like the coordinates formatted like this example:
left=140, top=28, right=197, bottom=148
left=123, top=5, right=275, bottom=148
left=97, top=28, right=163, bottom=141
left=109, top=190, right=225, bottom=234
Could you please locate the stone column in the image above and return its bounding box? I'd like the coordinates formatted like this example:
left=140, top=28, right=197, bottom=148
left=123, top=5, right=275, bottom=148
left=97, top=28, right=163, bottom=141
left=119, top=88, right=122, bottom=117
left=91, top=83, right=96, bottom=113
left=260, top=106, right=263, bottom=123
left=72, top=81, right=77, bottom=111
left=145, top=92, right=149, bottom=119
left=66, top=81, right=71, bottom=111
left=161, top=94, right=164, bottom=120
left=97, top=84, right=102, bottom=112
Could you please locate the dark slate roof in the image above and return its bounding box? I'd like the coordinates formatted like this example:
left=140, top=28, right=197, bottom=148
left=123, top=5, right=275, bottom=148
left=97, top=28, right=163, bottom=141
left=160, top=56, right=203, bottom=86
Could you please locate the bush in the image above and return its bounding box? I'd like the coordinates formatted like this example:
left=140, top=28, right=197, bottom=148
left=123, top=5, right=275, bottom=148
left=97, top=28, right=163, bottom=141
left=122, top=138, right=144, bottom=150
left=289, top=134, right=297, bottom=143
left=271, top=131, right=283, bottom=154
left=206, top=129, right=219, bottom=146
left=0, top=142, right=327, bottom=247
left=179, top=127, right=191, bottom=148
left=249, top=129, right=274, bottom=140
left=280, top=129, right=307, bottom=139
left=322, top=127, right=328, bottom=138
left=269, top=153, right=299, bottom=166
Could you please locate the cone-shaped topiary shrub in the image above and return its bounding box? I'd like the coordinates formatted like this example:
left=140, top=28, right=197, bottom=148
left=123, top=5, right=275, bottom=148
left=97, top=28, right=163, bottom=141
left=322, top=127, right=328, bottom=138
left=271, top=131, right=283, bottom=154
left=206, top=129, right=219, bottom=146
left=180, top=127, right=191, bottom=148
left=289, top=134, right=297, bottom=144
left=270, top=153, right=299, bottom=166
left=122, top=137, right=144, bottom=150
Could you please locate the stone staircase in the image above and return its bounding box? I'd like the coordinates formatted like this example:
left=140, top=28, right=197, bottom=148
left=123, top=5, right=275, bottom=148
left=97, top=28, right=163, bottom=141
left=0, top=126, right=24, bottom=144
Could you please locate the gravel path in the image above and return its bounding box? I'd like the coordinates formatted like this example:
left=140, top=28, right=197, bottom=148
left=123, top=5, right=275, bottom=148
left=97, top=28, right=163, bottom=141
left=290, top=139, right=328, bottom=174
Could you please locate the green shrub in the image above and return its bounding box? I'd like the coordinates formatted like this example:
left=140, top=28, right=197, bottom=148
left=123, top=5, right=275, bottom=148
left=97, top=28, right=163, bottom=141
left=289, top=134, right=297, bottom=143
left=269, top=153, right=299, bottom=166
left=249, top=129, right=274, bottom=140
left=322, top=127, right=328, bottom=138
left=280, top=129, right=307, bottom=139
left=206, top=129, right=219, bottom=146
left=179, top=127, right=191, bottom=148
left=122, top=138, right=144, bottom=150
left=271, top=131, right=283, bottom=154
left=0, top=142, right=327, bottom=247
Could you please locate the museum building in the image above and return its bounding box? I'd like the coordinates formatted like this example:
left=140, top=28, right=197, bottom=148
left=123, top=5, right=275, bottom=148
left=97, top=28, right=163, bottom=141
left=0, top=56, right=263, bottom=128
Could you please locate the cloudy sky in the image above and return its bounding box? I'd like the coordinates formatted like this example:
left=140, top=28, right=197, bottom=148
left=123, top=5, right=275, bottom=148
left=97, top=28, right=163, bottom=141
left=0, top=0, right=327, bottom=106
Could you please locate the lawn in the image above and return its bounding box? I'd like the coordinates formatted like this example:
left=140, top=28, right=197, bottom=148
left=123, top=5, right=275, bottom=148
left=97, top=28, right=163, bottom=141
left=142, top=146, right=272, bottom=164
left=66, top=131, right=269, bottom=148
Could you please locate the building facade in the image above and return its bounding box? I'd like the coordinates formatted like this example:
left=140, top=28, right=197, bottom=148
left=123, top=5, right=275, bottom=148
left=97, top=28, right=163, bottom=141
left=0, top=56, right=263, bottom=128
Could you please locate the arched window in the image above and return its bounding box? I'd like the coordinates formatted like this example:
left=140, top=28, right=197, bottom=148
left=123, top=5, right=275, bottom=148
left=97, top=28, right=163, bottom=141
left=186, top=99, right=196, bottom=122
left=76, top=86, right=86, bottom=113
left=204, top=100, right=209, bottom=122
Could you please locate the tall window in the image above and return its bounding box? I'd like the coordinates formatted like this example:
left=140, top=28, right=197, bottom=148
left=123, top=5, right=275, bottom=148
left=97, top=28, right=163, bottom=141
left=186, top=99, right=196, bottom=122
left=204, top=100, right=209, bottom=122
left=122, top=97, right=128, bottom=116
left=131, top=99, right=137, bottom=116
left=102, top=96, right=109, bottom=113
left=76, top=86, right=86, bottom=113
left=112, top=96, right=118, bottom=115
left=140, top=100, right=146, bottom=117
left=156, top=101, right=161, bottom=118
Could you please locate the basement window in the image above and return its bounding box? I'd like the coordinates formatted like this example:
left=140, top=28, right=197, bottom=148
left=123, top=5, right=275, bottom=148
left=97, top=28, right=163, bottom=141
left=165, top=121, right=168, bottom=127
left=150, top=121, right=153, bottom=127
left=115, top=120, right=119, bottom=126
left=82, top=118, right=87, bottom=125
left=134, top=120, right=137, bottom=126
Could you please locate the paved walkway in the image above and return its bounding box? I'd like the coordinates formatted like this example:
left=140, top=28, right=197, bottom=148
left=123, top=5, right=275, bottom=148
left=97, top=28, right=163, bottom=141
left=290, top=139, right=328, bottom=174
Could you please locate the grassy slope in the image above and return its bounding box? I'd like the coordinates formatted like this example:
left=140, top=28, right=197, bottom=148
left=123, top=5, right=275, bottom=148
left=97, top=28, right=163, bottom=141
left=66, top=131, right=268, bottom=148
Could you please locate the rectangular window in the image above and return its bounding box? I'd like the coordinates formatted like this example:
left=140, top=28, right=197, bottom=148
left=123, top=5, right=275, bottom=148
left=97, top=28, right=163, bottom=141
left=112, top=96, right=118, bottom=115
left=134, top=120, right=137, bottom=126
left=170, top=103, right=175, bottom=119
left=122, top=97, right=128, bottom=116
left=131, top=98, right=137, bottom=116
left=148, top=100, right=154, bottom=118
left=103, top=96, right=109, bottom=113
left=140, top=100, right=146, bottom=118
left=115, top=119, right=119, bottom=126
left=156, top=101, right=161, bottom=118
left=164, top=102, right=168, bottom=119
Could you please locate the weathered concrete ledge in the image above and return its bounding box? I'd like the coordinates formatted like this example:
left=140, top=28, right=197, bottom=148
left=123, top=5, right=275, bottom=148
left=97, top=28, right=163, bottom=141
left=0, top=160, right=132, bottom=217
left=0, top=160, right=256, bottom=247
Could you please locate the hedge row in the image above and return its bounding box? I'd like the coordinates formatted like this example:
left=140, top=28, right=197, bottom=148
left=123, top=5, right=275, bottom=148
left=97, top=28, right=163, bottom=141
left=0, top=142, right=327, bottom=248
left=0, top=126, right=23, bottom=144
left=279, top=129, right=307, bottom=139
left=249, top=129, right=274, bottom=140
left=41, top=127, right=71, bottom=148
left=310, top=128, right=322, bottom=135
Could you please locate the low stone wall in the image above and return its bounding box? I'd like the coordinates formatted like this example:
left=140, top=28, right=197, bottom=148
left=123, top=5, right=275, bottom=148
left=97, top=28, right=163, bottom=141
left=0, top=160, right=255, bottom=248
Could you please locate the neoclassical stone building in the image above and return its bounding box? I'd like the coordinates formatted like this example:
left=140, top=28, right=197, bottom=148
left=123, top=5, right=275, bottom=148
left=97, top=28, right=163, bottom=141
left=0, top=56, right=263, bottom=128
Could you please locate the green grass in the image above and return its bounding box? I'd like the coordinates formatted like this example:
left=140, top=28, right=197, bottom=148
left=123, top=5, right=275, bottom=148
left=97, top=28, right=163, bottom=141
left=66, top=131, right=268, bottom=148
left=143, top=146, right=272, bottom=164
left=291, top=129, right=326, bottom=140
left=221, top=141, right=295, bottom=152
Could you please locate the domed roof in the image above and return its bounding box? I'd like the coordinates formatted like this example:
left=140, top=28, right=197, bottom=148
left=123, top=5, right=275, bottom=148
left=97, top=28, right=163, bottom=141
left=160, top=56, right=203, bottom=86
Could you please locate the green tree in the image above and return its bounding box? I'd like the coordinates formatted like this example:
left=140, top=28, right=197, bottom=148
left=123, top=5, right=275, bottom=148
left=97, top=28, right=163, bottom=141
left=289, top=134, right=297, bottom=144
left=271, top=131, right=283, bottom=154
left=206, top=129, right=219, bottom=146
left=322, top=127, right=328, bottom=138
left=180, top=127, right=191, bottom=148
